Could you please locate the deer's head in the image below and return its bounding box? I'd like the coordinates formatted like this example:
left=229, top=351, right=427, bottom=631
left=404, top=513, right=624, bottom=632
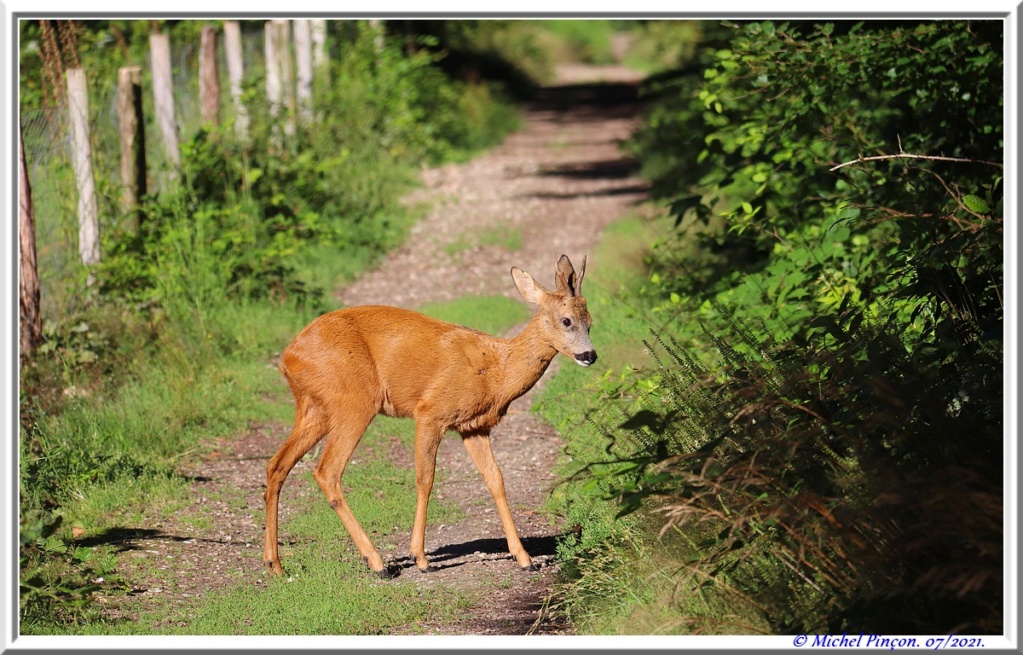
left=511, top=255, right=597, bottom=367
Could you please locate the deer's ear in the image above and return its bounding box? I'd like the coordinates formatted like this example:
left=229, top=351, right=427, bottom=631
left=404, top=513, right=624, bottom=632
left=511, top=267, right=547, bottom=305
left=556, top=255, right=583, bottom=297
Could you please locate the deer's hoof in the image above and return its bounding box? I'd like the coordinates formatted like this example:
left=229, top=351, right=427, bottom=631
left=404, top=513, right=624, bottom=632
left=265, top=560, right=284, bottom=576
left=374, top=565, right=400, bottom=580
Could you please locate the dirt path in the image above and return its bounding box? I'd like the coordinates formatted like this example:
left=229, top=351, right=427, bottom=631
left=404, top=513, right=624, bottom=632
left=340, top=64, right=647, bottom=311
left=96, top=63, right=648, bottom=635
left=337, top=63, right=648, bottom=635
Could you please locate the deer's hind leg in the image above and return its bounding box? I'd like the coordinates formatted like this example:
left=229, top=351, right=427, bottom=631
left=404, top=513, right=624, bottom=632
left=409, top=419, right=445, bottom=571
left=461, top=430, right=534, bottom=570
left=312, top=397, right=387, bottom=575
left=264, top=397, right=329, bottom=576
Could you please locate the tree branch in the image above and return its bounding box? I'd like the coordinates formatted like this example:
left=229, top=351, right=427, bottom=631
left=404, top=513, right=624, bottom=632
left=829, top=152, right=1003, bottom=172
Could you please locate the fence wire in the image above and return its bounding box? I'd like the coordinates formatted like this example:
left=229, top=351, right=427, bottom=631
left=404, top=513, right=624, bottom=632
left=20, top=29, right=267, bottom=319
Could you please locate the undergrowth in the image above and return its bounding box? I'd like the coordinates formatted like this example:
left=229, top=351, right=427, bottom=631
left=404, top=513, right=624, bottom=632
left=539, top=19, right=1003, bottom=636
left=18, top=19, right=527, bottom=632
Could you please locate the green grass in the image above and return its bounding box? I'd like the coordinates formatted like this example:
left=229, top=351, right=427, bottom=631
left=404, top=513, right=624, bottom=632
left=295, top=205, right=423, bottom=297
left=534, top=210, right=666, bottom=429
left=64, top=538, right=472, bottom=636
left=444, top=224, right=524, bottom=259
left=173, top=566, right=470, bottom=635
left=27, top=364, right=276, bottom=514
left=531, top=208, right=767, bottom=634
left=417, top=294, right=532, bottom=336
left=480, top=225, right=524, bottom=251
left=25, top=291, right=538, bottom=635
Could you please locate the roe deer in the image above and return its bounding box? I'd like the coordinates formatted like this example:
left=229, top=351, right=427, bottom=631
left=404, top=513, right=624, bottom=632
left=263, top=254, right=596, bottom=577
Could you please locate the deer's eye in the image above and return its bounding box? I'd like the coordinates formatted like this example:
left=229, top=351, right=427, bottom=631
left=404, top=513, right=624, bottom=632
left=561, top=318, right=572, bottom=328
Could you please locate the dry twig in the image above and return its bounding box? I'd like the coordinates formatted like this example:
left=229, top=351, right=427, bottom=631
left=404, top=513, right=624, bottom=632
left=830, top=152, right=1002, bottom=172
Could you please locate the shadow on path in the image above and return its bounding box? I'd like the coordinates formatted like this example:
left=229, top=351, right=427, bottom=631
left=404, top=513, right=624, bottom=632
left=388, top=533, right=564, bottom=572
left=530, top=81, right=640, bottom=111
left=74, top=527, right=232, bottom=552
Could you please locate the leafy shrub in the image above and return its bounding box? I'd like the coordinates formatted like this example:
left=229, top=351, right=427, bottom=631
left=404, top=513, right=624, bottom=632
left=583, top=309, right=1001, bottom=633
left=560, top=19, right=1003, bottom=635
left=91, top=21, right=525, bottom=343
left=631, top=21, right=1001, bottom=332
left=19, top=510, right=118, bottom=630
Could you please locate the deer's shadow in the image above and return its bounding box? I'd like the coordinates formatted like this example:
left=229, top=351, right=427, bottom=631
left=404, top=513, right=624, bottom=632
left=390, top=533, right=562, bottom=572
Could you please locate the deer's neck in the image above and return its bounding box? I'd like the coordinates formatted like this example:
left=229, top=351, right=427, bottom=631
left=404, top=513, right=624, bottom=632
left=499, top=317, right=557, bottom=405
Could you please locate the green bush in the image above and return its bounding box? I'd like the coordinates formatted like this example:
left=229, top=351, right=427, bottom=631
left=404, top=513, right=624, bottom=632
left=19, top=510, right=119, bottom=630
left=632, top=20, right=1001, bottom=336
left=555, top=19, right=1003, bottom=635
left=583, top=315, right=1001, bottom=633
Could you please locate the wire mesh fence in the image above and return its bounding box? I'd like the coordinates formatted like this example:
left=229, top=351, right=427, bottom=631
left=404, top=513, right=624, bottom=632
left=20, top=27, right=268, bottom=318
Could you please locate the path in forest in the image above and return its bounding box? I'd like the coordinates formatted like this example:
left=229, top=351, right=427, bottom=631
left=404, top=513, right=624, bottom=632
left=96, top=62, right=648, bottom=635
left=336, top=62, right=649, bottom=635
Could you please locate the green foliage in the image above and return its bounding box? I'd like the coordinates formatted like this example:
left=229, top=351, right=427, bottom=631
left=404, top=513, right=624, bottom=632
left=404, top=20, right=556, bottom=91
left=19, top=510, right=119, bottom=629
left=20, top=18, right=532, bottom=632
left=534, top=20, right=619, bottom=65
left=627, top=20, right=1002, bottom=415
left=622, top=21, right=704, bottom=73
left=546, top=19, right=1003, bottom=635
left=632, top=21, right=1002, bottom=339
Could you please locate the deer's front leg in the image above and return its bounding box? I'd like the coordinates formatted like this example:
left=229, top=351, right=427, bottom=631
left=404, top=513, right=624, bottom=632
left=461, top=430, right=534, bottom=570
left=410, top=420, right=444, bottom=571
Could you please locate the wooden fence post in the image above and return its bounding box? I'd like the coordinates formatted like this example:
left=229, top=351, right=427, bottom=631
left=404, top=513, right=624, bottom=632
left=293, top=19, right=313, bottom=124
left=279, top=21, right=295, bottom=135
left=311, top=20, right=327, bottom=69
left=149, top=32, right=181, bottom=170
left=199, top=25, right=221, bottom=127
left=264, top=21, right=282, bottom=123
left=117, top=66, right=146, bottom=226
left=19, top=122, right=42, bottom=360
left=223, top=20, right=248, bottom=140
left=265, top=20, right=294, bottom=137
left=369, top=19, right=385, bottom=53
left=65, top=68, right=100, bottom=271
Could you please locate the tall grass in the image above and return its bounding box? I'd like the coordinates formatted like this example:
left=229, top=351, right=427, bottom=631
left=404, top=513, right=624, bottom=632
left=537, top=207, right=1002, bottom=635
left=531, top=19, right=1003, bottom=637
left=19, top=19, right=530, bottom=630
left=529, top=211, right=710, bottom=634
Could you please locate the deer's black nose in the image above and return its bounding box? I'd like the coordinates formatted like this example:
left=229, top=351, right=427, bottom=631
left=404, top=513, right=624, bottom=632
left=574, top=350, right=597, bottom=367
